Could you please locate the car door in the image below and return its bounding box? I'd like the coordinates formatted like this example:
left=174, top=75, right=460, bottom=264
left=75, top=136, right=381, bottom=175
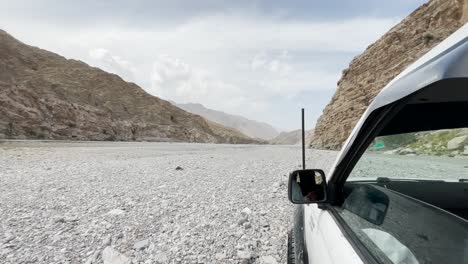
left=305, top=204, right=363, bottom=264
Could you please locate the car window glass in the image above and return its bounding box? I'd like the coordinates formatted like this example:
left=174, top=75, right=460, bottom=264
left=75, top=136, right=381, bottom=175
left=362, top=228, right=418, bottom=264
left=348, top=128, right=468, bottom=181
left=336, top=128, right=468, bottom=264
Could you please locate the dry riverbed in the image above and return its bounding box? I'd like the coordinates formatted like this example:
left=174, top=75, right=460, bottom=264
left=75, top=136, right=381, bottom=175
left=0, top=141, right=337, bottom=264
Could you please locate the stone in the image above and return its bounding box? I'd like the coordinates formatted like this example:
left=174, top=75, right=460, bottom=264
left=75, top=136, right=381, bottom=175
left=154, top=252, right=168, bottom=263
left=215, top=253, right=226, bottom=260
left=398, top=148, right=416, bottom=155
left=241, top=207, right=252, bottom=215
left=260, top=256, right=278, bottom=264
left=102, top=235, right=112, bottom=246
left=238, top=218, right=248, bottom=226
left=175, top=166, right=184, bottom=171
left=102, top=247, right=131, bottom=264
left=3, top=233, right=15, bottom=244
left=237, top=250, right=252, bottom=260
left=447, top=135, right=468, bottom=150
left=108, top=209, right=125, bottom=216
left=133, top=239, right=150, bottom=250
left=84, top=250, right=100, bottom=264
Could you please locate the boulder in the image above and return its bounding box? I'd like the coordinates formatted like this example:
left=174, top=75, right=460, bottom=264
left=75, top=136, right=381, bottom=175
left=102, top=247, right=131, bottom=264
left=447, top=135, right=468, bottom=150
left=398, top=148, right=416, bottom=155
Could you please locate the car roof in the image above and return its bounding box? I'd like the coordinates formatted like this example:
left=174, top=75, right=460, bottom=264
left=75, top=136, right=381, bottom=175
left=327, top=23, right=468, bottom=179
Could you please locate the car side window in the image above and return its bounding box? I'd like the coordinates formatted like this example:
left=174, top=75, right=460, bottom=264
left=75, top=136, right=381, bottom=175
left=335, top=129, right=468, bottom=264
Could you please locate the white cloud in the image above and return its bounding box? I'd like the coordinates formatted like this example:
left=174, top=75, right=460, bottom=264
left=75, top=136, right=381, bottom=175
left=88, top=48, right=137, bottom=82
left=150, top=55, right=262, bottom=112
left=0, top=13, right=401, bottom=129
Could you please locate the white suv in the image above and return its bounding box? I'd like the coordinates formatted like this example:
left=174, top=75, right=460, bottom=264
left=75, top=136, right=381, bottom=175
left=288, top=24, right=468, bottom=264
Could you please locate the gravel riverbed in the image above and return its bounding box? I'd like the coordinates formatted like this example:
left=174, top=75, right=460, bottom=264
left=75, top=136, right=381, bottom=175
left=0, top=142, right=337, bottom=264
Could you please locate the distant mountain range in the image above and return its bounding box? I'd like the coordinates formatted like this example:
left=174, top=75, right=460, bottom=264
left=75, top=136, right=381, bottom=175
left=175, top=102, right=279, bottom=140
left=0, top=30, right=261, bottom=144
left=269, top=129, right=314, bottom=145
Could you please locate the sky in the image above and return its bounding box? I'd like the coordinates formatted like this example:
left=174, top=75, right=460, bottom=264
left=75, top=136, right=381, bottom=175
left=0, top=0, right=427, bottom=131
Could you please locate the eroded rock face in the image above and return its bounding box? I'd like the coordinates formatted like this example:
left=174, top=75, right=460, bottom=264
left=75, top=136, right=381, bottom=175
left=311, top=0, right=468, bottom=150
left=0, top=30, right=259, bottom=144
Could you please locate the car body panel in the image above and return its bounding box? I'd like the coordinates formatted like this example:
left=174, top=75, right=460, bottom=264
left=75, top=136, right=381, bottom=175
left=304, top=205, right=363, bottom=264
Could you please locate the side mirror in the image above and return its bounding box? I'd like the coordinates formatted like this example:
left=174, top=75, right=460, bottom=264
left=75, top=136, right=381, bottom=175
left=288, top=169, right=327, bottom=204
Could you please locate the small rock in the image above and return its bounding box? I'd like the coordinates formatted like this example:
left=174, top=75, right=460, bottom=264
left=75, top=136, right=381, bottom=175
left=3, top=233, right=15, bottom=244
left=260, top=255, right=278, bottom=264
left=102, top=246, right=131, bottom=264
left=108, top=209, right=125, bottom=216
left=241, top=207, right=252, bottom=215
left=84, top=250, right=100, bottom=264
left=238, top=218, right=248, bottom=226
left=398, top=148, right=415, bottom=155
left=116, top=233, right=124, bottom=240
left=54, top=217, right=66, bottom=223
left=102, top=235, right=112, bottom=246
left=237, top=250, right=251, bottom=260
left=175, top=166, right=184, bottom=170
left=133, top=239, right=150, bottom=250
left=154, top=252, right=168, bottom=263
left=215, top=253, right=226, bottom=260
left=448, top=135, right=468, bottom=150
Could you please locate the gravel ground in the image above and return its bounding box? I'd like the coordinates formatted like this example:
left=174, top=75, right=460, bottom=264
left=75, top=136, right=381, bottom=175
left=0, top=141, right=337, bottom=264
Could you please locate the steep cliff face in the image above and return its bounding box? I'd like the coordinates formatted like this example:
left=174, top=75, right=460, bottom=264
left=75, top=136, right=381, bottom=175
left=0, top=30, right=259, bottom=144
left=311, top=0, right=468, bottom=150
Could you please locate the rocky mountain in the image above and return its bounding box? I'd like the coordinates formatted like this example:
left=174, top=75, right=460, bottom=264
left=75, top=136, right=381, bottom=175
left=311, top=0, right=468, bottom=150
left=270, top=129, right=314, bottom=145
left=175, top=102, right=279, bottom=140
left=0, top=30, right=260, bottom=144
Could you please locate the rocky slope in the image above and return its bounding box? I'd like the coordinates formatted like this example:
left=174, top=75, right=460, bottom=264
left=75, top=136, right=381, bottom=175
left=311, top=0, right=468, bottom=150
left=0, top=30, right=259, bottom=144
left=269, top=129, right=314, bottom=145
left=176, top=103, right=279, bottom=140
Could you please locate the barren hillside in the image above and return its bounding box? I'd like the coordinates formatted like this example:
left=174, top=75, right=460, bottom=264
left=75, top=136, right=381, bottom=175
left=0, top=30, right=259, bottom=144
left=176, top=102, right=279, bottom=140
left=311, top=0, right=468, bottom=150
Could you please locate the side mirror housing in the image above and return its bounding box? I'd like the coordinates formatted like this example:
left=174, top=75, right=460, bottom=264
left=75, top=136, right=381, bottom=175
left=288, top=169, right=327, bottom=204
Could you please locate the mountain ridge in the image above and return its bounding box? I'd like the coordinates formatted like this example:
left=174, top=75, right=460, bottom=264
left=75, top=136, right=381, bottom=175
left=175, top=102, right=279, bottom=140
left=0, top=30, right=261, bottom=144
left=311, top=0, right=468, bottom=150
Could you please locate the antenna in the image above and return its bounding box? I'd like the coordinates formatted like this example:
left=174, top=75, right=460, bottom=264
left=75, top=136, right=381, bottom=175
left=301, top=108, right=306, bottom=170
